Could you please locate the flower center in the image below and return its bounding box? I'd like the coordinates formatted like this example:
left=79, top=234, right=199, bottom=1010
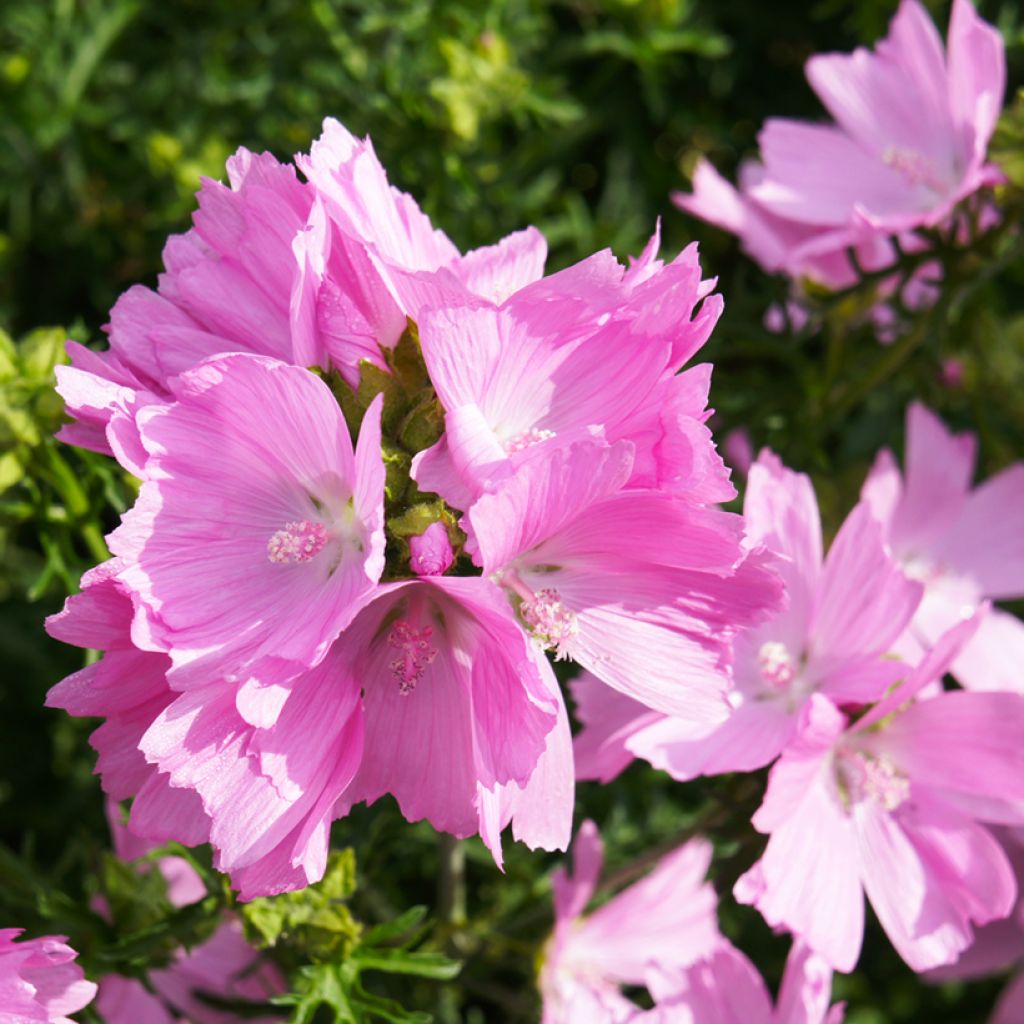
left=267, top=520, right=329, bottom=564
left=520, top=588, right=578, bottom=658
left=882, top=147, right=949, bottom=197
left=837, top=751, right=910, bottom=812
left=757, top=641, right=796, bottom=691
left=387, top=619, right=438, bottom=695
left=505, top=427, right=556, bottom=454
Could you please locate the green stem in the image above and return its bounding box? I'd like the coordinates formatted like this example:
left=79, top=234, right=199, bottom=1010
left=437, top=834, right=466, bottom=928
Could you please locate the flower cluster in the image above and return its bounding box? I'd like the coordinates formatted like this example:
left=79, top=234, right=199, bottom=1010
left=575, top=409, right=1024, bottom=975
left=24, top=0, right=1024, bottom=1017
left=48, top=118, right=781, bottom=898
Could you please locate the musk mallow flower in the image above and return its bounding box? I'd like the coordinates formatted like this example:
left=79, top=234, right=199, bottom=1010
left=108, top=353, right=386, bottom=691
left=642, top=940, right=845, bottom=1024
left=135, top=576, right=564, bottom=896
left=411, top=236, right=730, bottom=510
left=674, top=0, right=1005, bottom=288
left=469, top=439, right=783, bottom=725
left=862, top=401, right=1024, bottom=693
left=735, top=611, right=1024, bottom=973
left=539, top=820, right=719, bottom=1023
left=0, top=929, right=96, bottom=1023
left=573, top=448, right=921, bottom=782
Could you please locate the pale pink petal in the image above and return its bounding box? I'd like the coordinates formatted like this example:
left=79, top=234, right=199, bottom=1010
left=628, top=696, right=797, bottom=781
left=935, top=464, right=1024, bottom=600
left=947, top=0, right=1007, bottom=161
left=743, top=450, right=822, bottom=652
left=891, top=402, right=976, bottom=551
left=751, top=119, right=921, bottom=226
left=97, top=975, right=174, bottom=1024
left=775, top=942, right=842, bottom=1024
left=647, top=942, right=773, bottom=1021
left=804, top=0, right=952, bottom=169
left=857, top=795, right=1016, bottom=971
left=949, top=608, right=1024, bottom=694
left=571, top=672, right=656, bottom=783
left=570, top=839, right=718, bottom=986
left=456, top=226, right=547, bottom=304
left=737, top=698, right=864, bottom=972
left=809, top=503, right=922, bottom=663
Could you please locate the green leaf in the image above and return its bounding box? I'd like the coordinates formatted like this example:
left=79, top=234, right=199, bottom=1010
left=19, top=327, right=69, bottom=381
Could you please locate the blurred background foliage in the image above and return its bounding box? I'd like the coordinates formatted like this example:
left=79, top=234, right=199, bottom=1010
left=1, top=1, right=1023, bottom=1021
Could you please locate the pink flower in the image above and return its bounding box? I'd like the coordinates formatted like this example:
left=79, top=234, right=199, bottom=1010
left=57, top=149, right=313, bottom=473
left=110, top=354, right=386, bottom=690
left=573, top=449, right=921, bottom=782
left=644, top=940, right=845, bottom=1024
left=675, top=0, right=1005, bottom=287
left=0, top=929, right=96, bottom=1023
left=411, top=232, right=729, bottom=510
left=862, top=402, right=1024, bottom=693
left=469, top=439, right=783, bottom=725
left=132, top=576, right=566, bottom=895
left=735, top=613, right=1024, bottom=973
left=539, top=820, right=719, bottom=1023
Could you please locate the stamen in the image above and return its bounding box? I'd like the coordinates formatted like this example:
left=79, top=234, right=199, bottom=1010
left=506, top=427, right=556, bottom=454
left=837, top=751, right=910, bottom=812
left=521, top=588, right=578, bottom=658
left=757, top=641, right=796, bottom=691
left=387, top=620, right=438, bottom=695
left=267, top=520, right=329, bottom=564
left=882, top=147, right=949, bottom=196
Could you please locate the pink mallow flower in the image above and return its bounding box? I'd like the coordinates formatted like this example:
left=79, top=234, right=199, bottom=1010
left=862, top=401, right=1024, bottom=694
left=468, top=439, right=783, bottom=728
left=134, top=576, right=568, bottom=895
left=539, top=820, right=719, bottom=1023
left=674, top=0, right=1005, bottom=288
left=56, top=148, right=313, bottom=474
left=643, top=940, right=845, bottom=1024
left=411, top=229, right=730, bottom=512
left=109, top=354, right=386, bottom=691
left=735, top=612, right=1024, bottom=973
left=572, top=448, right=921, bottom=783
left=0, top=929, right=96, bottom=1023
